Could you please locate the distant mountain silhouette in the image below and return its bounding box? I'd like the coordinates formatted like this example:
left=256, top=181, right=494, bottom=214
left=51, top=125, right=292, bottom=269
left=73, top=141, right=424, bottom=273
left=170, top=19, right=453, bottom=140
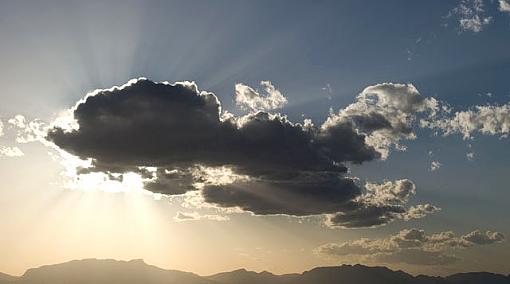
left=0, top=259, right=214, bottom=284
left=0, top=273, right=17, bottom=282
left=207, top=268, right=299, bottom=284
left=0, top=259, right=509, bottom=284
left=444, top=272, right=510, bottom=284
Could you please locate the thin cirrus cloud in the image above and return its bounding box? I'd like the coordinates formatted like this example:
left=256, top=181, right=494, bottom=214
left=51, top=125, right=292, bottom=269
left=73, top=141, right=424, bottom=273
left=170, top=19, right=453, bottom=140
left=43, top=78, right=442, bottom=228
left=317, top=228, right=505, bottom=266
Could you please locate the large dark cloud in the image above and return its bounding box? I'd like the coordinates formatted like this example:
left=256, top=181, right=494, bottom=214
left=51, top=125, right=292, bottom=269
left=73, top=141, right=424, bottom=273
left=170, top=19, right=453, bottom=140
left=47, top=79, right=437, bottom=228
left=48, top=79, right=367, bottom=173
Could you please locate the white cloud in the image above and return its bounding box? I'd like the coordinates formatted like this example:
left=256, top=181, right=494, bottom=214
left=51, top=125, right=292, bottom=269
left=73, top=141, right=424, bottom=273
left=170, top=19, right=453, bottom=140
left=327, top=180, right=440, bottom=228
left=363, top=179, right=416, bottom=205
left=421, top=103, right=510, bottom=139
left=322, top=83, right=333, bottom=100
left=8, top=115, right=48, bottom=143
left=0, top=146, right=24, bottom=157
left=449, top=0, right=492, bottom=33
left=499, top=0, right=510, bottom=12
left=173, top=211, right=230, bottom=222
left=317, top=228, right=505, bottom=266
left=430, top=161, right=442, bottom=171
left=235, top=81, right=287, bottom=112
left=460, top=15, right=492, bottom=33
left=325, top=83, right=438, bottom=159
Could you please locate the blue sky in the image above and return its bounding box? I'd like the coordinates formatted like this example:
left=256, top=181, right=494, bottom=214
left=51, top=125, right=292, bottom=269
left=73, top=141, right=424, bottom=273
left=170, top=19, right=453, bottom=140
left=0, top=0, right=509, bottom=276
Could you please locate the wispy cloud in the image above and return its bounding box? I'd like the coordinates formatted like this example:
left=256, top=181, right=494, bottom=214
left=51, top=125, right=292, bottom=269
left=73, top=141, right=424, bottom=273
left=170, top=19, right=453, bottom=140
left=448, top=0, right=492, bottom=33
left=173, top=211, right=230, bottom=222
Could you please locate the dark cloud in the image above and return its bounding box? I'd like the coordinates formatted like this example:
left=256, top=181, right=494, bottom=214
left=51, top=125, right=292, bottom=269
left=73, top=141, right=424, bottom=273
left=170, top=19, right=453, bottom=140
left=144, top=168, right=196, bottom=195
left=327, top=204, right=407, bottom=228
left=48, top=79, right=367, bottom=174
left=348, top=112, right=393, bottom=133
left=47, top=79, right=438, bottom=228
left=315, top=120, right=381, bottom=164
left=202, top=173, right=360, bottom=216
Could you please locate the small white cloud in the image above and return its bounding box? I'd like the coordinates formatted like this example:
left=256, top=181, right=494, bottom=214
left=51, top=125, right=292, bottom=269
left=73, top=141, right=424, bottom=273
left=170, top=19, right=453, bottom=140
left=421, top=103, right=510, bottom=139
left=430, top=161, right=442, bottom=171
left=322, top=83, right=333, bottom=100
left=499, top=0, right=510, bottom=12
left=0, top=146, right=24, bottom=157
left=466, top=152, right=475, bottom=161
left=235, top=81, right=287, bottom=112
left=173, top=211, right=229, bottom=222
left=8, top=115, right=47, bottom=143
left=460, top=15, right=492, bottom=33
left=449, top=0, right=492, bottom=33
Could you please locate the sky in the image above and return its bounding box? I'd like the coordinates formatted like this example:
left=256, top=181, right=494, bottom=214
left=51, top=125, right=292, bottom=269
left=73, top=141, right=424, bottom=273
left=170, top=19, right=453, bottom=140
left=0, top=0, right=510, bottom=277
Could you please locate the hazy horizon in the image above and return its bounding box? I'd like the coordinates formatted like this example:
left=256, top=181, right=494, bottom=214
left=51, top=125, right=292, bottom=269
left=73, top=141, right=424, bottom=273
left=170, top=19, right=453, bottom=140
left=0, top=0, right=509, bottom=279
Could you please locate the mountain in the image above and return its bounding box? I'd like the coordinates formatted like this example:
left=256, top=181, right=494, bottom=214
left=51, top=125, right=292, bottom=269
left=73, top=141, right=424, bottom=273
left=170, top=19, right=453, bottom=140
left=0, top=259, right=509, bottom=284
left=445, top=272, right=510, bottom=284
left=0, top=273, right=17, bottom=282
left=295, top=265, right=419, bottom=284
left=0, top=259, right=215, bottom=284
left=208, top=264, right=510, bottom=284
left=207, top=268, right=299, bottom=284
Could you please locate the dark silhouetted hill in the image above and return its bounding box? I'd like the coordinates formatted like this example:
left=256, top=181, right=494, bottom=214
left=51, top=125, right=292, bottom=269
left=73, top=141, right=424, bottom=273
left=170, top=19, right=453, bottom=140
left=1, top=259, right=509, bottom=284
left=207, top=268, right=299, bottom=284
left=0, top=273, right=17, bottom=282
left=0, top=259, right=215, bottom=284
left=444, top=272, right=510, bottom=284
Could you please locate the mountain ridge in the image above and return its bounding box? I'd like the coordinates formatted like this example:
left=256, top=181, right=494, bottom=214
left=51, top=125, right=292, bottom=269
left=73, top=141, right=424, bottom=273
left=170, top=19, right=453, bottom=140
left=0, top=259, right=509, bottom=284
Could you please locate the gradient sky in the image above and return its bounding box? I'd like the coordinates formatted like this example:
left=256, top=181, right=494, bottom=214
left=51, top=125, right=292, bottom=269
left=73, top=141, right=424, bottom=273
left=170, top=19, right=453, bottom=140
left=0, top=0, right=509, bottom=277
